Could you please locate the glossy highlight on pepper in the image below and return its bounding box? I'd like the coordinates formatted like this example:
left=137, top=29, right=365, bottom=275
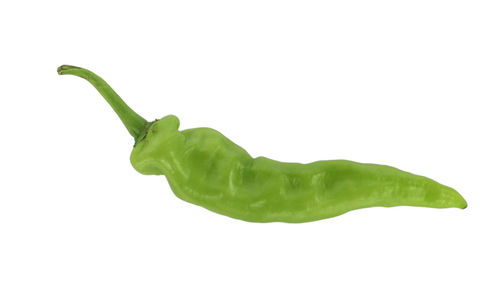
left=58, top=65, right=467, bottom=223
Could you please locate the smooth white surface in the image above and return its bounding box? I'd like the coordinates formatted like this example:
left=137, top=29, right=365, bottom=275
left=0, top=1, right=499, bottom=293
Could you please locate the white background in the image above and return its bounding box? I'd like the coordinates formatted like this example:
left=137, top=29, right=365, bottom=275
left=1, top=1, right=499, bottom=293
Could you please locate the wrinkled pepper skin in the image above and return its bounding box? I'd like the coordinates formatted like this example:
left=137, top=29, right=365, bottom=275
left=59, top=65, right=467, bottom=223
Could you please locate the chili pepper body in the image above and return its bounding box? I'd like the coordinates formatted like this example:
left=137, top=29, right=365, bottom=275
left=58, top=65, right=467, bottom=223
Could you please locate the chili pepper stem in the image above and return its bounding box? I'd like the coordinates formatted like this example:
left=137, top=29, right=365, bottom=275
left=57, top=65, right=149, bottom=143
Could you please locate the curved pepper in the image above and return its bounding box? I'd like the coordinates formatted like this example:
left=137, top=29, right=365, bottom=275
left=58, top=65, right=467, bottom=223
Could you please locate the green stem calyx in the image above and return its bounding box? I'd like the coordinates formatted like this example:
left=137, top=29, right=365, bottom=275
left=57, top=65, right=150, bottom=144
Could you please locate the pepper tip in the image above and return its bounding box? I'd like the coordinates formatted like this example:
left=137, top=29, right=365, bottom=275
left=57, top=65, right=81, bottom=75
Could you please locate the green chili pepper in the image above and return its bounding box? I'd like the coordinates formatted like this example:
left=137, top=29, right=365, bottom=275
left=58, top=65, right=467, bottom=223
